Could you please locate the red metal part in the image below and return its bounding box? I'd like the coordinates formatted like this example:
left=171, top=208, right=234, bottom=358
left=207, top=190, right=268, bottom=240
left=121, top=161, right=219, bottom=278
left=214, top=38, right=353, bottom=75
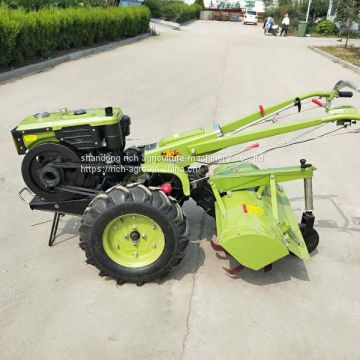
left=210, top=239, right=231, bottom=256
left=161, top=182, right=172, bottom=194
left=223, top=264, right=244, bottom=275
left=210, top=239, right=225, bottom=252
left=245, top=142, right=260, bottom=150
left=312, top=98, right=324, bottom=107
left=259, top=105, right=265, bottom=116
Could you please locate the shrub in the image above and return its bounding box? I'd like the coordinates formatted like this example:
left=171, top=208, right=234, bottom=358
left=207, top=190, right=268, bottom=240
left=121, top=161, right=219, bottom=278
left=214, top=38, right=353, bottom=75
left=161, top=2, right=201, bottom=23
left=2, top=0, right=108, bottom=11
left=194, top=0, right=204, bottom=8
left=0, top=6, right=150, bottom=68
left=143, top=1, right=201, bottom=23
left=143, top=0, right=162, bottom=18
left=179, top=3, right=201, bottom=23
left=315, top=20, right=338, bottom=35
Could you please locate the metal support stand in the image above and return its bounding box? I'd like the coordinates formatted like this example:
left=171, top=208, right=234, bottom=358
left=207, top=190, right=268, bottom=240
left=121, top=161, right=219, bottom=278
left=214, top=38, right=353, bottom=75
left=48, top=212, right=65, bottom=246
left=300, top=159, right=315, bottom=234
left=27, top=195, right=91, bottom=247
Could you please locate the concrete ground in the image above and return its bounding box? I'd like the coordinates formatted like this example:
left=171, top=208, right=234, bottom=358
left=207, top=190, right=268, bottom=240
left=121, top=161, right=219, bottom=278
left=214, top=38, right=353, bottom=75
left=1, top=21, right=360, bottom=360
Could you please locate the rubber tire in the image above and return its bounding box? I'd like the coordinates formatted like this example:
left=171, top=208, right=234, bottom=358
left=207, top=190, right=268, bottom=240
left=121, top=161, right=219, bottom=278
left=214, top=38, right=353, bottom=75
left=301, top=227, right=320, bottom=254
left=79, top=185, right=189, bottom=285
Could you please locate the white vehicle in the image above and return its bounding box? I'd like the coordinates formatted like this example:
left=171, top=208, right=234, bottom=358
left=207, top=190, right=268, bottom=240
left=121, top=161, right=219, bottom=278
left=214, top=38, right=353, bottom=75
left=243, top=10, right=258, bottom=25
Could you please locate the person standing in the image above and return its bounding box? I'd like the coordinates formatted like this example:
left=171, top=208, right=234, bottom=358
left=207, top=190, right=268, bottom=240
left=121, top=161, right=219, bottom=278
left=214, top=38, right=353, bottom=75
left=280, top=13, right=290, bottom=36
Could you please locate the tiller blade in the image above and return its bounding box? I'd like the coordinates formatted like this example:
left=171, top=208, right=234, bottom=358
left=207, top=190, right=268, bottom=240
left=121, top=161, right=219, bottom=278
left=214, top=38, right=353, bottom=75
left=223, top=264, right=244, bottom=275
left=210, top=239, right=230, bottom=256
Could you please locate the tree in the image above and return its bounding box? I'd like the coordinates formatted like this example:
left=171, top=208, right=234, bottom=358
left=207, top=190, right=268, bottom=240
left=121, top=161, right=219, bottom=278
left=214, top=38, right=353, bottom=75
left=299, top=0, right=329, bottom=22
left=264, top=0, right=329, bottom=28
left=336, top=0, right=360, bottom=47
left=194, top=0, right=204, bottom=9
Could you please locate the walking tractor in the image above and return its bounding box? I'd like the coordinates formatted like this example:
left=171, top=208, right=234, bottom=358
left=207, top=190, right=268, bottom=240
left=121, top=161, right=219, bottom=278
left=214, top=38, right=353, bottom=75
left=12, top=80, right=360, bottom=284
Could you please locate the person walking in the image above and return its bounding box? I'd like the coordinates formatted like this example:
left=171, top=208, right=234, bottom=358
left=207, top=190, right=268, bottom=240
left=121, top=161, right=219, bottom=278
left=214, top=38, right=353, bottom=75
left=280, top=13, right=290, bottom=36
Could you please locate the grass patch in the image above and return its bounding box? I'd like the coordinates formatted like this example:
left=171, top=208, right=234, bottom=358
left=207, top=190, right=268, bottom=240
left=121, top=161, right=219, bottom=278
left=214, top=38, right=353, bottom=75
left=317, top=46, right=360, bottom=68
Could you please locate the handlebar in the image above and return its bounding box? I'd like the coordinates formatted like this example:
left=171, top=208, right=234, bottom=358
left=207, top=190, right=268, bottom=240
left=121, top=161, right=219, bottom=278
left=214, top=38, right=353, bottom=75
left=333, top=80, right=360, bottom=93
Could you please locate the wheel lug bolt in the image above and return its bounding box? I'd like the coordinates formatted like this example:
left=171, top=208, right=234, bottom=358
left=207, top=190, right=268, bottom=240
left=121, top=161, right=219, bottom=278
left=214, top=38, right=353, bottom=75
left=115, top=243, right=119, bottom=249
left=152, top=242, right=157, bottom=249
left=124, top=234, right=129, bottom=239
left=134, top=252, right=139, bottom=258
left=152, top=224, right=156, bottom=230
left=142, top=233, right=146, bottom=239
left=133, top=225, right=137, bottom=231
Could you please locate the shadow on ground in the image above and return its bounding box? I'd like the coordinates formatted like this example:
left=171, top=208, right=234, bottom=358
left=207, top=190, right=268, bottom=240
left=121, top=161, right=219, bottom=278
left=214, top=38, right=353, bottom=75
left=30, top=198, right=333, bottom=285
left=290, top=194, right=360, bottom=233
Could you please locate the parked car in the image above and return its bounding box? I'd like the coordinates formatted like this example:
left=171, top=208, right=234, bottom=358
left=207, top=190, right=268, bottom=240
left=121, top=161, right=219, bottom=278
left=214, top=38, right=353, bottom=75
left=243, top=10, right=258, bottom=25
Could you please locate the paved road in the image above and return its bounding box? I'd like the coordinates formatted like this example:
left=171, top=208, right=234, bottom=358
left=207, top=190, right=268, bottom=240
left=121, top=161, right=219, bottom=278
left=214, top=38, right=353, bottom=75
left=1, top=21, right=360, bottom=360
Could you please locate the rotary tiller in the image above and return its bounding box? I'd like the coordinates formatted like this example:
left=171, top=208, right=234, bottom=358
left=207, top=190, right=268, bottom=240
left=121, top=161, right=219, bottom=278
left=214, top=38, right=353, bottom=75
left=12, top=80, right=360, bottom=284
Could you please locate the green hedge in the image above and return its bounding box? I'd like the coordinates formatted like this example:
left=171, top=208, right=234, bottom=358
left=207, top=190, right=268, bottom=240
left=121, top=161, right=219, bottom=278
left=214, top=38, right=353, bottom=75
left=3, top=0, right=108, bottom=11
left=143, top=0, right=201, bottom=24
left=0, top=6, right=150, bottom=68
left=162, top=2, right=201, bottom=23
left=315, top=20, right=338, bottom=35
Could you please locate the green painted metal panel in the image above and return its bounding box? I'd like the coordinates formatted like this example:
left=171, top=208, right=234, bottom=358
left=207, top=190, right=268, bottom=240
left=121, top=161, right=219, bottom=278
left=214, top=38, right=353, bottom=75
left=216, top=190, right=289, bottom=270
left=215, top=186, right=310, bottom=270
left=276, top=185, right=310, bottom=259
left=16, top=108, right=122, bottom=132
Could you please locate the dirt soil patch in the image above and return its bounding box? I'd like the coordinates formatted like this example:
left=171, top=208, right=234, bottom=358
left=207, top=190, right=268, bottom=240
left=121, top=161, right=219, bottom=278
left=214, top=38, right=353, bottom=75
left=317, top=45, right=360, bottom=67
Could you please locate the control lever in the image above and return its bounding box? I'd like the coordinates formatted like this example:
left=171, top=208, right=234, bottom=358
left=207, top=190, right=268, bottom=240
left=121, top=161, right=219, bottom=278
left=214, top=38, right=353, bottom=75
left=333, top=80, right=360, bottom=93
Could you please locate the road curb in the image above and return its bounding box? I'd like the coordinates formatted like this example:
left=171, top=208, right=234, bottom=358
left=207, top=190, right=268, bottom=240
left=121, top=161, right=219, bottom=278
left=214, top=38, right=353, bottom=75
left=150, top=18, right=180, bottom=30
left=180, top=19, right=198, bottom=27
left=0, top=32, right=151, bottom=85
left=309, top=46, right=360, bottom=75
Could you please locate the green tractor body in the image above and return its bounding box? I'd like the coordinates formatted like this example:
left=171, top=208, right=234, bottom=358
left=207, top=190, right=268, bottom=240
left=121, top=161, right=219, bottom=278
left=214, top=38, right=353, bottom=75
left=11, top=80, right=360, bottom=284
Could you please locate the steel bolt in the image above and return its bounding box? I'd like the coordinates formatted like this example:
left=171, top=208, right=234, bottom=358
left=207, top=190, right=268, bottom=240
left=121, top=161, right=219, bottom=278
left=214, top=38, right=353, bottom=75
left=152, top=242, right=157, bottom=249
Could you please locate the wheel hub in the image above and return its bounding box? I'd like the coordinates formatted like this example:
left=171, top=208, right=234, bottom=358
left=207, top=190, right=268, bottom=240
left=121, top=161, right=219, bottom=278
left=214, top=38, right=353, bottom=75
left=102, top=213, right=165, bottom=268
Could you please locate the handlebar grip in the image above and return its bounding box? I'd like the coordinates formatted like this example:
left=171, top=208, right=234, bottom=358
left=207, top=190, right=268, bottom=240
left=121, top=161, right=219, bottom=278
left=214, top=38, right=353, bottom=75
left=338, top=91, right=353, bottom=98
left=312, top=98, right=324, bottom=107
